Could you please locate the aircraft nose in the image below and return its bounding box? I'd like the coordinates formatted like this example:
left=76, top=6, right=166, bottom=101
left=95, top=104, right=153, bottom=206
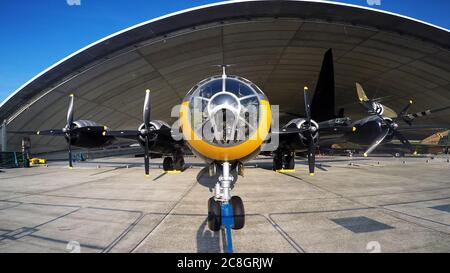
left=209, top=93, right=239, bottom=110
left=211, top=108, right=238, bottom=143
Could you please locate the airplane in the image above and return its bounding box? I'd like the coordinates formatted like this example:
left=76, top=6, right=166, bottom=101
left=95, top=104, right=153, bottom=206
left=334, top=83, right=450, bottom=157
left=15, top=48, right=448, bottom=232
left=11, top=94, right=116, bottom=168
left=328, top=131, right=449, bottom=157
left=13, top=49, right=357, bottom=231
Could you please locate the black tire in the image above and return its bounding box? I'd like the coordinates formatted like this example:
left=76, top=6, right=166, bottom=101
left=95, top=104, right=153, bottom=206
left=207, top=197, right=221, bottom=231
left=287, top=154, right=295, bottom=169
left=163, top=157, right=174, bottom=171
left=230, top=196, right=245, bottom=230
left=273, top=155, right=282, bottom=171
left=174, top=157, right=185, bottom=171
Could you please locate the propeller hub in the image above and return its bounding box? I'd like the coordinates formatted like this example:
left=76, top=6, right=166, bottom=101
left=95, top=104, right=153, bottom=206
left=392, top=122, right=399, bottom=130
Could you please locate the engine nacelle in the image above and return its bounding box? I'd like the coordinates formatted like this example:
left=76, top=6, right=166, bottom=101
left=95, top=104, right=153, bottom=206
left=347, top=116, right=394, bottom=145
left=66, top=120, right=113, bottom=148
left=284, top=118, right=320, bottom=145
left=137, top=120, right=171, bottom=146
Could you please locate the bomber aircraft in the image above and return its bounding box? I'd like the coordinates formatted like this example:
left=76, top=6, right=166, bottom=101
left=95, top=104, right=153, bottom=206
left=338, top=83, right=450, bottom=157
left=14, top=49, right=358, bottom=231
left=14, top=48, right=447, bottom=233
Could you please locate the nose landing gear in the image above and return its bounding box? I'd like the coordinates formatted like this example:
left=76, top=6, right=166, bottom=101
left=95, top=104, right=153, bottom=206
left=206, top=162, right=245, bottom=253
left=207, top=196, right=245, bottom=231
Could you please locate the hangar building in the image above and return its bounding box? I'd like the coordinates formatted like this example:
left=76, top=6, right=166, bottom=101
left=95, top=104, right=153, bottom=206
left=1, top=0, right=449, bottom=154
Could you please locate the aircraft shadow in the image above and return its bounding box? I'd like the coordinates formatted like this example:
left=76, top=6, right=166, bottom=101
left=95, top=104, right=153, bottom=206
left=196, top=219, right=223, bottom=253
left=196, top=167, right=237, bottom=191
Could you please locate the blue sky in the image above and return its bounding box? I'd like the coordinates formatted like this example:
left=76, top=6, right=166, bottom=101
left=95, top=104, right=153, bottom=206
left=1, top=0, right=449, bottom=103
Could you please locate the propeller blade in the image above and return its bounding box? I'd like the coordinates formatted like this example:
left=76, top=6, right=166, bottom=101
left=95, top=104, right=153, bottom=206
left=392, top=129, right=416, bottom=155
left=381, top=105, right=398, bottom=119
left=304, top=86, right=311, bottom=124
left=67, top=94, right=74, bottom=128
left=144, top=136, right=150, bottom=176
left=364, top=128, right=390, bottom=156
left=356, top=83, right=389, bottom=116
left=143, top=89, right=151, bottom=130
left=68, top=137, right=73, bottom=168
left=307, top=134, right=316, bottom=176
left=356, top=83, right=369, bottom=102
left=400, top=100, right=413, bottom=116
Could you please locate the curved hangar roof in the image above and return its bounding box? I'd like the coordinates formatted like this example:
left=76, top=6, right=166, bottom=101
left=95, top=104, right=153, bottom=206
left=2, top=0, right=450, bottom=153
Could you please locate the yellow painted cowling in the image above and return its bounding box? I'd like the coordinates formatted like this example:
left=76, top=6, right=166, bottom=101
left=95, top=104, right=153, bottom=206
left=179, top=75, right=271, bottom=162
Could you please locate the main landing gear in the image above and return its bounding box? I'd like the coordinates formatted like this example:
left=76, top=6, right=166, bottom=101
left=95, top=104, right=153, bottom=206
left=273, top=151, right=295, bottom=172
left=207, top=162, right=244, bottom=253
left=162, top=155, right=185, bottom=172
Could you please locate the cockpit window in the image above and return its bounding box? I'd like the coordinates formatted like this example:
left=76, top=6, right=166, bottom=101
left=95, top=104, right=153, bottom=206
left=198, top=79, right=222, bottom=99
left=225, top=79, right=254, bottom=97
left=186, top=76, right=263, bottom=147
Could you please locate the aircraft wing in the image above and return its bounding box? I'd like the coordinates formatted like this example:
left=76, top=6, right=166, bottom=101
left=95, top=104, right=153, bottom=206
left=397, top=124, right=449, bottom=131
left=9, top=129, right=66, bottom=136
left=104, top=130, right=140, bottom=140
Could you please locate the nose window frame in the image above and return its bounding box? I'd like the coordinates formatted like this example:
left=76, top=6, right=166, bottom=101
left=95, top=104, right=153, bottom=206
left=187, top=76, right=262, bottom=147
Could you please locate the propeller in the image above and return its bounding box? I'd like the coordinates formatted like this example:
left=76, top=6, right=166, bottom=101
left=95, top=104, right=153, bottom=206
left=363, top=127, right=390, bottom=156
left=356, top=84, right=416, bottom=156
left=143, top=89, right=151, bottom=176
left=63, top=94, right=75, bottom=168
left=105, top=89, right=167, bottom=176
left=399, top=100, right=414, bottom=126
left=303, top=86, right=316, bottom=176
left=9, top=93, right=113, bottom=169
left=363, top=115, right=416, bottom=157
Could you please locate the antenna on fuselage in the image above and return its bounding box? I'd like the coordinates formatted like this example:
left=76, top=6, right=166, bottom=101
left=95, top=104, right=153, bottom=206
left=212, top=64, right=233, bottom=92
left=222, top=65, right=228, bottom=78
left=211, top=64, right=234, bottom=78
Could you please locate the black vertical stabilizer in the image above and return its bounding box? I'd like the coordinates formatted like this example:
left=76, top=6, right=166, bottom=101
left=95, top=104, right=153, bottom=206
left=311, top=49, right=335, bottom=122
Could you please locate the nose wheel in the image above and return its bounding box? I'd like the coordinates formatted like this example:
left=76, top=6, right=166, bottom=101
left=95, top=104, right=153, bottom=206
left=207, top=196, right=245, bottom=231
left=207, top=197, right=221, bottom=231
left=206, top=162, right=245, bottom=253
left=230, top=196, right=245, bottom=230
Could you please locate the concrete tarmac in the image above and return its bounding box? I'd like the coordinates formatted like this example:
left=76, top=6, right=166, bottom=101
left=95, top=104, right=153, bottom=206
left=0, top=155, right=449, bottom=253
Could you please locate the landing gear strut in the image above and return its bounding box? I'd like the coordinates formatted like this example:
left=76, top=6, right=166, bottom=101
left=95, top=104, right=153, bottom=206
left=162, top=155, right=185, bottom=172
left=208, top=162, right=245, bottom=230
left=273, top=151, right=295, bottom=171
left=207, top=162, right=245, bottom=252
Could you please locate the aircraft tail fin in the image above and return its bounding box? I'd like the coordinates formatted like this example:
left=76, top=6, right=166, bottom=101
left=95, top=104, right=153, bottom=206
left=311, top=49, right=336, bottom=122
left=337, top=108, right=345, bottom=118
